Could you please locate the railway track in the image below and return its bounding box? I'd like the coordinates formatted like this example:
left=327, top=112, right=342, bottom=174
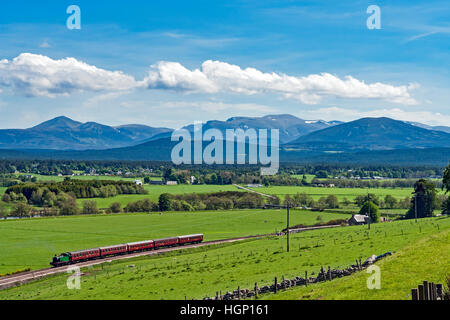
left=0, top=224, right=343, bottom=291
left=0, top=233, right=268, bottom=290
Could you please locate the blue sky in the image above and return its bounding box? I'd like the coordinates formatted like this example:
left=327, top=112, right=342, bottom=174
left=0, top=0, right=449, bottom=129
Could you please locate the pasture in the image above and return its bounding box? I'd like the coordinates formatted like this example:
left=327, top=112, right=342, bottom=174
left=76, top=184, right=242, bottom=208
left=266, top=226, right=450, bottom=300
left=0, top=208, right=349, bottom=274
left=249, top=185, right=416, bottom=201
left=1, top=216, right=448, bottom=300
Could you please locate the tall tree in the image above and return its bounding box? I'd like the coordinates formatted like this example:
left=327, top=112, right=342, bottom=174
left=159, top=193, right=172, bottom=211
left=359, top=201, right=380, bottom=223
left=443, top=164, right=450, bottom=193
left=406, top=179, right=437, bottom=219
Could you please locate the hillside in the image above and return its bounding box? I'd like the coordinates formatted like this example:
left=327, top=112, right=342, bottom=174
left=265, top=226, right=450, bottom=300
left=182, top=114, right=341, bottom=144
left=0, top=116, right=172, bottom=150
left=288, top=117, right=450, bottom=151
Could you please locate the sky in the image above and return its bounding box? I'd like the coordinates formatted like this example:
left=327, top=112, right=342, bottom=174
left=0, top=0, right=449, bottom=129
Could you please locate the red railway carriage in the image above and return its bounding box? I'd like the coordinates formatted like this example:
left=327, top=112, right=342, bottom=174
left=153, top=237, right=179, bottom=249
left=127, top=240, right=154, bottom=252
left=70, top=248, right=100, bottom=262
left=100, top=244, right=128, bottom=257
left=177, top=234, right=203, bottom=245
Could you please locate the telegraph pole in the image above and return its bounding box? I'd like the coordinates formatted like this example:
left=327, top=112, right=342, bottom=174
left=415, top=193, right=418, bottom=223
left=265, top=202, right=291, bottom=252
left=286, top=202, right=290, bottom=252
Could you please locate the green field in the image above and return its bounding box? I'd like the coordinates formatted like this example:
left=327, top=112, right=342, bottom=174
left=250, top=185, right=416, bottom=201
left=1, top=216, right=448, bottom=300
left=0, top=208, right=349, bottom=274
left=265, top=227, right=450, bottom=300
left=77, top=184, right=241, bottom=208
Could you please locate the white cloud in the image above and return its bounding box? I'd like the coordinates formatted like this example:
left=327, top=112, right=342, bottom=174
left=0, top=54, right=419, bottom=106
left=144, top=60, right=418, bottom=105
left=300, top=107, right=450, bottom=127
left=0, top=53, right=141, bottom=97
left=39, top=41, right=51, bottom=48
left=157, top=100, right=276, bottom=114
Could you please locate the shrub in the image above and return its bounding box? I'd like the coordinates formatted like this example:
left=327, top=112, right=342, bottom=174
left=109, top=202, right=122, bottom=213
left=82, top=200, right=99, bottom=215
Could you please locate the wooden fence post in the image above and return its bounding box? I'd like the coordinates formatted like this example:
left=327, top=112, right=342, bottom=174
left=254, top=282, right=258, bottom=299
left=430, top=282, right=436, bottom=300
left=411, top=288, right=418, bottom=300
left=418, top=284, right=425, bottom=300
left=305, top=271, right=308, bottom=286
left=274, top=277, right=278, bottom=293
left=238, top=286, right=240, bottom=300
left=436, top=284, right=443, bottom=300
left=423, top=281, right=429, bottom=300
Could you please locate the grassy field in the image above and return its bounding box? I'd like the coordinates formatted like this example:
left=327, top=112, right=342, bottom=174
left=0, top=208, right=349, bottom=274
left=265, top=227, right=450, bottom=300
left=250, top=185, right=416, bottom=202
left=77, top=184, right=241, bottom=208
left=0, top=216, right=448, bottom=300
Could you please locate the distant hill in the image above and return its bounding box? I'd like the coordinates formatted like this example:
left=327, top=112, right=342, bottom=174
left=182, top=114, right=342, bottom=144
left=406, top=121, right=450, bottom=134
left=0, top=115, right=449, bottom=166
left=0, top=116, right=172, bottom=150
left=287, top=117, right=450, bottom=151
left=0, top=114, right=342, bottom=150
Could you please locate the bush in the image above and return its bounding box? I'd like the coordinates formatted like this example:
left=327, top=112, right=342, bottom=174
left=442, top=196, right=450, bottom=215
left=11, top=202, right=32, bottom=217
left=2, top=193, right=11, bottom=203
left=57, top=193, right=79, bottom=215
left=325, top=195, right=339, bottom=209
left=82, top=200, right=99, bottom=215
left=0, top=206, right=7, bottom=218
left=109, top=202, right=122, bottom=213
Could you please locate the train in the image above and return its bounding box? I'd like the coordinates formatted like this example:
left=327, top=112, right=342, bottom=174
left=50, top=234, right=204, bottom=267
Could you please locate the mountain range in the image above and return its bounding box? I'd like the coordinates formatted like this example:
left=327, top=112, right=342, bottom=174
left=0, top=116, right=172, bottom=150
left=286, top=117, right=450, bottom=151
left=0, top=115, right=449, bottom=165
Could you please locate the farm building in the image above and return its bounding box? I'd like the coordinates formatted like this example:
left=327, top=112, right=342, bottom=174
left=348, top=214, right=371, bottom=226
left=133, top=179, right=143, bottom=185
left=166, top=181, right=178, bottom=185
left=149, top=180, right=164, bottom=185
